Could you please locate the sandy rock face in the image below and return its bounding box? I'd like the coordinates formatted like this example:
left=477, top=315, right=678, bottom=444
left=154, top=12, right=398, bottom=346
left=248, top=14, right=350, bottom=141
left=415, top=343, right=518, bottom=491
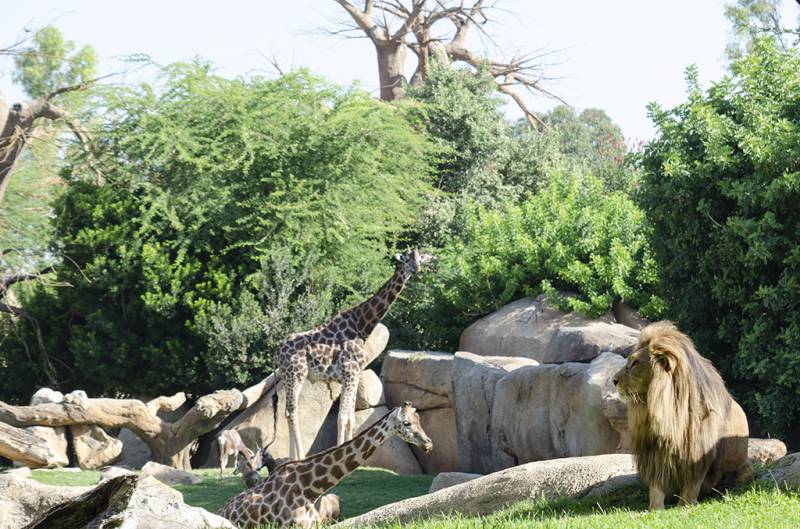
left=71, top=425, right=123, bottom=470
left=335, top=454, right=639, bottom=527
left=747, top=438, right=787, bottom=465
left=459, top=295, right=637, bottom=362
left=451, top=352, right=539, bottom=474
left=381, top=351, right=459, bottom=473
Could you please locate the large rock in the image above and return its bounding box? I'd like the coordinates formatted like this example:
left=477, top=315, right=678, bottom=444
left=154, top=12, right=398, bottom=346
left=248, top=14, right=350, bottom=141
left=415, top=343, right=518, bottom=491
left=335, top=454, right=638, bottom=527
left=0, top=473, right=90, bottom=529
left=748, top=438, right=787, bottom=465
left=140, top=461, right=202, bottom=485
left=381, top=351, right=458, bottom=474
left=459, top=295, right=636, bottom=362
left=206, top=324, right=390, bottom=465
left=117, top=427, right=152, bottom=469
left=71, top=425, right=123, bottom=470
left=352, top=406, right=423, bottom=475
left=759, top=452, right=800, bottom=487
left=25, top=389, right=69, bottom=468
left=489, top=353, right=627, bottom=471
left=451, top=352, right=538, bottom=474
left=355, top=369, right=384, bottom=411
left=0, top=473, right=234, bottom=529
left=428, top=472, right=482, bottom=493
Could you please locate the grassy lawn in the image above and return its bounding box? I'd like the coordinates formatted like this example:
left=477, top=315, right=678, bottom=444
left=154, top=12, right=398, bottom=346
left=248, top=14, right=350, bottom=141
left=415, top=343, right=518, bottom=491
left=27, top=466, right=433, bottom=519
left=18, top=467, right=800, bottom=528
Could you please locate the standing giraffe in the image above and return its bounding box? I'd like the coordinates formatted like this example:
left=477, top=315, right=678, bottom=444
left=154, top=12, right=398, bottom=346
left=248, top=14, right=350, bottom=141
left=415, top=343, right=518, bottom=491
left=218, top=402, right=433, bottom=528
left=273, top=248, right=433, bottom=459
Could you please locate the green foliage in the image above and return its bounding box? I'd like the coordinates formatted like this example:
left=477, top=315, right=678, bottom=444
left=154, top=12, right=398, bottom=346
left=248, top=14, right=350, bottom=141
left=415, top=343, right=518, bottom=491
left=724, top=0, right=797, bottom=62
left=396, top=170, right=662, bottom=350
left=639, top=39, right=800, bottom=437
left=0, top=64, right=434, bottom=398
left=13, top=26, right=97, bottom=98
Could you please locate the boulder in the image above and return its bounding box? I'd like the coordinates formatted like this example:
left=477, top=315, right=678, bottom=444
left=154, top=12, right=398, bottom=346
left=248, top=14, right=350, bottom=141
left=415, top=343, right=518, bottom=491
left=759, top=452, right=800, bottom=487
left=26, top=389, right=69, bottom=468
left=451, top=352, right=538, bottom=473
left=98, top=465, right=134, bottom=483
left=612, top=299, right=650, bottom=330
left=489, top=353, right=627, bottom=471
left=428, top=472, right=481, bottom=493
left=29, top=388, right=64, bottom=406
left=352, top=406, right=423, bottom=474
left=1, top=473, right=234, bottom=529
left=355, top=369, right=384, bottom=411
left=335, top=454, right=638, bottom=527
left=117, top=427, right=152, bottom=469
left=382, top=350, right=454, bottom=399
left=0, top=473, right=91, bottom=529
left=140, top=461, right=202, bottom=485
left=71, top=425, right=123, bottom=470
left=2, top=467, right=31, bottom=479
left=748, top=438, right=787, bottom=465
left=459, top=295, right=637, bottom=363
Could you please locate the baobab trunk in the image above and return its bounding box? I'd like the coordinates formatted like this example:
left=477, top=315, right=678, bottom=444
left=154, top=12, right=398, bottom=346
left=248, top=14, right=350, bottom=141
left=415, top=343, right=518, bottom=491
left=375, top=41, right=407, bottom=100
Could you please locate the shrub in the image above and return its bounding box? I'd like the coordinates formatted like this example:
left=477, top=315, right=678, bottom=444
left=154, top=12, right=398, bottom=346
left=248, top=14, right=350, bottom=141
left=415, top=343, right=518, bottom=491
left=639, top=39, right=800, bottom=437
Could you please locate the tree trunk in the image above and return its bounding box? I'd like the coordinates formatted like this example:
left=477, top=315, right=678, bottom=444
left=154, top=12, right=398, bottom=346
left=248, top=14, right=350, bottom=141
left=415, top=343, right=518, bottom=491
left=375, top=41, right=408, bottom=100
left=0, top=422, right=60, bottom=468
left=0, top=376, right=277, bottom=470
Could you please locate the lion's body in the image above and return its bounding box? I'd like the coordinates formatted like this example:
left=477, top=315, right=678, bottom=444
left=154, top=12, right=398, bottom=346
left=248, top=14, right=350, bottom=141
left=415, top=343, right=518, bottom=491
left=614, top=322, right=751, bottom=509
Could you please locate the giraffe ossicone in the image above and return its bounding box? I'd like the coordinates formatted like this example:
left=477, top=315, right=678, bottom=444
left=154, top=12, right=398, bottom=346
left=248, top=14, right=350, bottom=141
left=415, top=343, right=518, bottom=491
left=272, top=248, right=434, bottom=460
left=218, top=402, right=433, bottom=528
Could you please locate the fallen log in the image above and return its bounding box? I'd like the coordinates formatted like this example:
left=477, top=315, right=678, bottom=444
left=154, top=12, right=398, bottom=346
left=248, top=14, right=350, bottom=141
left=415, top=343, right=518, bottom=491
left=0, top=422, right=61, bottom=468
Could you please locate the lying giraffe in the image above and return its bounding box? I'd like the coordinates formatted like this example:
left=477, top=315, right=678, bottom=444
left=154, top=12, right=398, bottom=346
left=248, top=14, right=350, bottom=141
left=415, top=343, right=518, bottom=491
left=218, top=402, right=433, bottom=528
left=273, top=248, right=433, bottom=459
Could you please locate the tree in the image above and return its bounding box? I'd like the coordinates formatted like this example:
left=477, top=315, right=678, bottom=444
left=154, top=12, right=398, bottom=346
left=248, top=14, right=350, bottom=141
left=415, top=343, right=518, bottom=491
left=331, top=0, right=561, bottom=128
left=0, top=26, right=98, bottom=205
left=639, top=40, right=800, bottom=439
left=0, top=64, right=435, bottom=400
left=724, top=0, right=800, bottom=61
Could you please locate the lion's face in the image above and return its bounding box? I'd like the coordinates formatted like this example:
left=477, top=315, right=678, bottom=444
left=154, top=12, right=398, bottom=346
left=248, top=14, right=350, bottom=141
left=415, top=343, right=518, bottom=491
left=614, top=347, right=654, bottom=401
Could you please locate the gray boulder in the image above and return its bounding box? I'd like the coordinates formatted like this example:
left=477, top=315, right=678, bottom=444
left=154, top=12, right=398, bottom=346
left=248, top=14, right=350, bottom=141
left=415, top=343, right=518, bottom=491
left=26, top=389, right=69, bottom=468
left=428, top=472, right=482, bottom=493
left=759, top=452, right=800, bottom=486
left=140, top=461, right=202, bottom=485
left=335, top=454, right=638, bottom=527
left=489, top=353, right=627, bottom=469
left=355, top=369, right=384, bottom=411
left=451, top=352, right=539, bottom=474
left=459, top=295, right=637, bottom=362
left=381, top=351, right=458, bottom=473
left=0, top=473, right=90, bottom=529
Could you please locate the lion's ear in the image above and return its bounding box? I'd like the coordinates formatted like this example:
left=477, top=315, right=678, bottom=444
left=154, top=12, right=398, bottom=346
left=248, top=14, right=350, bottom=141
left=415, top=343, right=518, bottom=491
left=650, top=346, right=679, bottom=373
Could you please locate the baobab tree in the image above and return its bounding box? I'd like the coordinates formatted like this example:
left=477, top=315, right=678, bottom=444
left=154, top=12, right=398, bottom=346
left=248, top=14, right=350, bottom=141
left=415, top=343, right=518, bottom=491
left=331, top=0, right=563, bottom=128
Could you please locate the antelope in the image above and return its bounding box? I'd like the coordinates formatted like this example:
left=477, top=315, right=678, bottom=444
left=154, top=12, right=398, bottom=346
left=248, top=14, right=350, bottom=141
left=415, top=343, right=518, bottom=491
left=217, top=429, right=256, bottom=477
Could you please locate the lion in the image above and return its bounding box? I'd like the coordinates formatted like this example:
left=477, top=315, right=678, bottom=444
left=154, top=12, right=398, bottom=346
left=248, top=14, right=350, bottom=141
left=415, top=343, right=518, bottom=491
left=613, top=321, right=752, bottom=510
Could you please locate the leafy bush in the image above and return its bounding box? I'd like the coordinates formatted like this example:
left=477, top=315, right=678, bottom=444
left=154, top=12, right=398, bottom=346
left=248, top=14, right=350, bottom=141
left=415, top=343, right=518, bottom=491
left=639, top=40, right=800, bottom=438
left=394, top=170, right=663, bottom=350
left=0, top=64, right=434, bottom=399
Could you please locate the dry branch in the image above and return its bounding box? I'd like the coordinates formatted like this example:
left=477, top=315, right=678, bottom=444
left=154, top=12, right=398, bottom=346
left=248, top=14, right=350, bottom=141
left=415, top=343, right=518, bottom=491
left=0, top=422, right=61, bottom=468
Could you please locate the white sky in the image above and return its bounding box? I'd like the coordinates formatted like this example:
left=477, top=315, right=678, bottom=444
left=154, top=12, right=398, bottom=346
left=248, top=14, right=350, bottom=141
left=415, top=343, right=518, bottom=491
left=2, top=0, right=799, bottom=141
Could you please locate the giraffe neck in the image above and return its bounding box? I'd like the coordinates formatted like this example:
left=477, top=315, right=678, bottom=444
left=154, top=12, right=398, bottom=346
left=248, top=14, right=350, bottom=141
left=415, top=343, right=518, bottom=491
left=303, top=411, right=395, bottom=499
left=349, top=266, right=412, bottom=337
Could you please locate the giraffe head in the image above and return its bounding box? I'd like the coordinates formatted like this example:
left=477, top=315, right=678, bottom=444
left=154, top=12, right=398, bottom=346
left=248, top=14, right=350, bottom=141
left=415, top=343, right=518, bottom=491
left=395, top=248, right=434, bottom=275
left=389, top=401, right=434, bottom=453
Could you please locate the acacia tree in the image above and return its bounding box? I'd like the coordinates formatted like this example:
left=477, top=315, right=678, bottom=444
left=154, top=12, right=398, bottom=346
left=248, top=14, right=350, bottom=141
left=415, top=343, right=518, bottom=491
left=331, top=0, right=562, bottom=128
left=0, top=26, right=99, bottom=205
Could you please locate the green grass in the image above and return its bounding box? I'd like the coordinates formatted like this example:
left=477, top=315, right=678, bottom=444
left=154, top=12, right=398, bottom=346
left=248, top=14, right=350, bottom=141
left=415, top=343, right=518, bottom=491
left=19, top=467, right=800, bottom=528
left=26, top=466, right=432, bottom=518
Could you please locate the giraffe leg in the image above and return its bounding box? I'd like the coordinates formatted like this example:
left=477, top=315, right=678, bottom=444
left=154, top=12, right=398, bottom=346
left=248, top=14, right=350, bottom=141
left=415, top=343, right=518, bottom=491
left=337, top=374, right=359, bottom=446
left=285, top=366, right=307, bottom=460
